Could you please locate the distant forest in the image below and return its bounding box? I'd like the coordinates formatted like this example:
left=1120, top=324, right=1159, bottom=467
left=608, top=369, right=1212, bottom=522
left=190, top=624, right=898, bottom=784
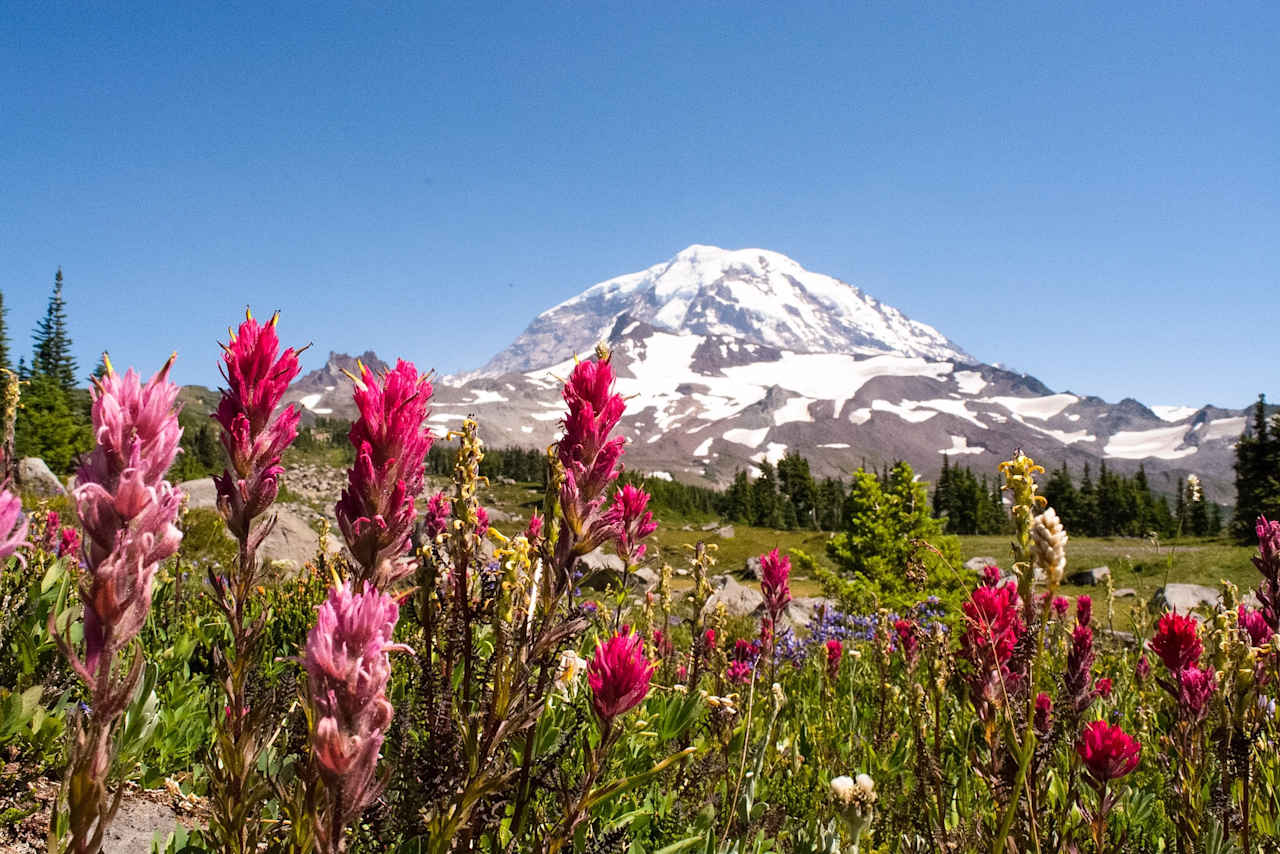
left=4, top=272, right=1276, bottom=543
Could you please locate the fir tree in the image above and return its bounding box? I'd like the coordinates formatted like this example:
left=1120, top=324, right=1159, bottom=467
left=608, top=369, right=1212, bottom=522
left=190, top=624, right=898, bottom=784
left=1232, top=395, right=1280, bottom=541
left=32, top=268, right=78, bottom=391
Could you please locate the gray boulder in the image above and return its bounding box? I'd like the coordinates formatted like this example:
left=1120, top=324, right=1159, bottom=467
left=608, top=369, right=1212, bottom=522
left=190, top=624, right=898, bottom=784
left=576, top=548, right=656, bottom=592
left=1113, top=587, right=1137, bottom=599
left=18, top=457, right=66, bottom=497
left=784, top=596, right=840, bottom=630
left=964, top=556, right=1000, bottom=573
left=259, top=506, right=331, bottom=571
left=701, top=575, right=764, bottom=620
left=716, top=525, right=735, bottom=539
left=578, top=547, right=625, bottom=575
left=179, top=477, right=218, bottom=510
left=744, top=555, right=763, bottom=580
left=1151, top=583, right=1220, bottom=614
left=1068, top=566, right=1111, bottom=586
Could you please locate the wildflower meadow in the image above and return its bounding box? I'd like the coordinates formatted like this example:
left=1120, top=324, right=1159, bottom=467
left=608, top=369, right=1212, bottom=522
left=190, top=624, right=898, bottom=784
left=1, top=310, right=1278, bottom=854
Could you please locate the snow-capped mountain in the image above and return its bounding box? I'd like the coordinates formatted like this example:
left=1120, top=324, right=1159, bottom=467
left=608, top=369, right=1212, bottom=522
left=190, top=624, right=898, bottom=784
left=479, top=245, right=970, bottom=375
left=283, top=246, right=1246, bottom=502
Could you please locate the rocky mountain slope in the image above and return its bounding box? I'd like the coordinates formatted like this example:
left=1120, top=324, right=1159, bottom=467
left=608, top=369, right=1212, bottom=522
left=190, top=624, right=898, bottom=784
left=280, top=245, right=1246, bottom=502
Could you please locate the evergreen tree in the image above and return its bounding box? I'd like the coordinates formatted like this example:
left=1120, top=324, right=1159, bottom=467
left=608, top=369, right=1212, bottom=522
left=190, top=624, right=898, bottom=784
left=32, top=269, right=78, bottom=391
left=751, top=461, right=784, bottom=528
left=725, top=470, right=755, bottom=524
left=13, top=372, right=91, bottom=473
left=777, top=451, right=817, bottom=528
left=1232, top=395, right=1280, bottom=541
left=1042, top=462, right=1079, bottom=532
left=824, top=461, right=963, bottom=610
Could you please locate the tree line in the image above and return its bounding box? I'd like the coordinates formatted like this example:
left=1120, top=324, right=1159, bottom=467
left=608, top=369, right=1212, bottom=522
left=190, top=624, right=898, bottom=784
left=1232, top=394, right=1280, bottom=541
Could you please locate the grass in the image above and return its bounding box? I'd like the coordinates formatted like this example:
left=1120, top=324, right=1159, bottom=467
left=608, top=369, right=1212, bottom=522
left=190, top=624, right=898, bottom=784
left=473, top=483, right=1262, bottom=622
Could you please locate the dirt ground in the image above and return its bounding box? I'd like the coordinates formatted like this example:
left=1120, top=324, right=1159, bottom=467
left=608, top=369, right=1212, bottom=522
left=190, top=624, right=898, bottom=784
left=0, top=772, right=203, bottom=854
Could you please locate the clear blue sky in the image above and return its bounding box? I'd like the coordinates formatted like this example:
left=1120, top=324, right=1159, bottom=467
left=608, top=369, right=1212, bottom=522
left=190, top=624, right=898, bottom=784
left=2, top=2, right=1276, bottom=408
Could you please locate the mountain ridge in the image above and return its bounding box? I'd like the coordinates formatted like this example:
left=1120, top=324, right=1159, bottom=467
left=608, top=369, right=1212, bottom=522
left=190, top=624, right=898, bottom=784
left=278, top=246, right=1247, bottom=503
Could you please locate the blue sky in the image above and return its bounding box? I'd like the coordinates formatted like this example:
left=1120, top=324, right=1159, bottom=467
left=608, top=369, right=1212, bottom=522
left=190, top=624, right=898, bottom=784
left=2, top=2, right=1276, bottom=407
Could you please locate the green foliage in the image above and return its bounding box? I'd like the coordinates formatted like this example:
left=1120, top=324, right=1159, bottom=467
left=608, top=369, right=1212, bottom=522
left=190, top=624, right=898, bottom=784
left=1232, top=394, right=1280, bottom=541
left=13, top=373, right=92, bottom=473
left=1039, top=460, right=1201, bottom=538
left=31, top=269, right=78, bottom=392
left=932, top=455, right=1005, bottom=534
left=822, top=461, right=965, bottom=611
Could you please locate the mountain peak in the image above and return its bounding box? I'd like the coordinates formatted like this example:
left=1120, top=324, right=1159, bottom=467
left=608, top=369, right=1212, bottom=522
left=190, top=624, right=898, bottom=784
left=481, top=245, right=970, bottom=375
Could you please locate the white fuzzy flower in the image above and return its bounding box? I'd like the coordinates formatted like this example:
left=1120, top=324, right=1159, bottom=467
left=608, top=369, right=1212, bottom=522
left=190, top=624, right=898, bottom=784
left=1030, top=507, right=1068, bottom=583
left=554, top=650, right=587, bottom=696
left=830, top=775, right=856, bottom=806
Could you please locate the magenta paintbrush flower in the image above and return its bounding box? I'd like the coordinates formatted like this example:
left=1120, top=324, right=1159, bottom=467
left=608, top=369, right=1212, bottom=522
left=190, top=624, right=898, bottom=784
left=1150, top=612, right=1202, bottom=674
left=959, top=582, right=1025, bottom=710
left=212, top=310, right=302, bottom=539
left=1238, top=606, right=1272, bottom=647
left=422, top=490, right=452, bottom=543
left=603, top=483, right=656, bottom=565
left=759, top=548, right=792, bottom=625
left=1254, top=516, right=1280, bottom=630
left=0, top=487, right=28, bottom=566
left=1177, top=665, right=1216, bottom=720
left=335, top=359, right=434, bottom=588
left=1076, top=720, right=1141, bottom=786
left=304, top=582, right=409, bottom=853
left=555, top=354, right=630, bottom=567
left=586, top=630, right=655, bottom=724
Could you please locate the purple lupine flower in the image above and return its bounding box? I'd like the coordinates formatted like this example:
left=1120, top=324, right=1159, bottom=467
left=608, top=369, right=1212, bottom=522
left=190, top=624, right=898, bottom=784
left=335, top=359, right=433, bottom=589
left=305, top=582, right=409, bottom=852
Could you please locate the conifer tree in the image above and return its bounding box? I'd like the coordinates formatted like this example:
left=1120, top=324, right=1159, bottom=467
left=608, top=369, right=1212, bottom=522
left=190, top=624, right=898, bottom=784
left=32, top=268, right=78, bottom=391
left=1232, top=395, right=1279, bottom=541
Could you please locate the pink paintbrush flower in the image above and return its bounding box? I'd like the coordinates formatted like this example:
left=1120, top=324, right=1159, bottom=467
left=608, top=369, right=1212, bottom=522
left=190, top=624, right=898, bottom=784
left=71, top=356, right=184, bottom=681
left=212, top=310, right=301, bottom=539
left=53, top=356, right=184, bottom=854
left=587, top=630, right=655, bottom=724
left=603, top=483, right=656, bottom=565
left=759, top=548, right=792, bottom=625
left=304, top=582, right=409, bottom=851
left=0, top=487, right=28, bottom=566
left=335, top=359, right=433, bottom=588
